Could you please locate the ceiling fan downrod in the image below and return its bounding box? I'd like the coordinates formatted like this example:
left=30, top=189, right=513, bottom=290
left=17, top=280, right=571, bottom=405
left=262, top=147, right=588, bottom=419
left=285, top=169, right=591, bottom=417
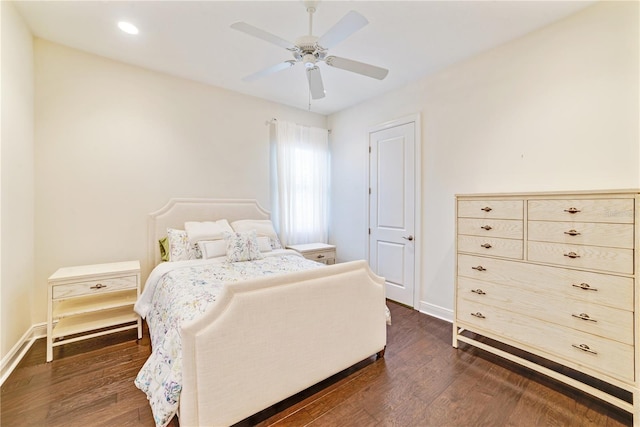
left=307, top=5, right=315, bottom=36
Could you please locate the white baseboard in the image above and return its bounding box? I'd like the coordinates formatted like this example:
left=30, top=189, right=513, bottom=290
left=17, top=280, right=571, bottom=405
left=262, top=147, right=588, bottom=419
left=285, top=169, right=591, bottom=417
left=418, top=301, right=453, bottom=323
left=1, top=323, right=47, bottom=386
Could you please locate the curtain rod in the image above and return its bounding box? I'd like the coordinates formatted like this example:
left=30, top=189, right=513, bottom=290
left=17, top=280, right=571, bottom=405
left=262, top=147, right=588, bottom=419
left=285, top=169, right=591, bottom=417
left=266, top=118, right=331, bottom=134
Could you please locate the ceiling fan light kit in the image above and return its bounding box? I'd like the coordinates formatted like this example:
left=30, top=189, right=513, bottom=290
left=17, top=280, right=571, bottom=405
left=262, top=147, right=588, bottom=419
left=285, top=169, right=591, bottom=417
left=231, top=2, right=388, bottom=100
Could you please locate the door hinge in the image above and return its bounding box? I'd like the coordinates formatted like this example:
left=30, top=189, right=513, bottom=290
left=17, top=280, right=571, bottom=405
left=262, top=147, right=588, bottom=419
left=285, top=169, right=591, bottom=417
left=369, top=146, right=371, bottom=154
left=368, top=228, right=371, bottom=235
left=369, top=188, right=371, bottom=195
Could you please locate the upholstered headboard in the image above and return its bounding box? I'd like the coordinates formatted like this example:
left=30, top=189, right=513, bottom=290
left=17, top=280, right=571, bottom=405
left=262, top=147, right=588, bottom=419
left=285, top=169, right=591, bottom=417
left=148, top=198, right=271, bottom=267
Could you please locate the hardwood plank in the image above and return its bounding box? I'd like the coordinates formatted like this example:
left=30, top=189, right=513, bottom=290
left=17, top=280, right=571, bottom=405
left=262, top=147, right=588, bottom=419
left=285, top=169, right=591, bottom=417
left=1, top=302, right=632, bottom=427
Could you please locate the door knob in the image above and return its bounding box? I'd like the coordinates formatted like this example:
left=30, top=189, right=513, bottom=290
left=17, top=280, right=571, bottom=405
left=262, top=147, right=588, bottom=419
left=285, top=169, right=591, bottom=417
left=402, top=235, right=414, bottom=241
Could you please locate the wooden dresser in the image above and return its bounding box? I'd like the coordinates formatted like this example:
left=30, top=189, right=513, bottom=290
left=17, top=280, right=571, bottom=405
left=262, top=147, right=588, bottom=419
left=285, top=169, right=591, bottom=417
left=453, top=190, right=639, bottom=422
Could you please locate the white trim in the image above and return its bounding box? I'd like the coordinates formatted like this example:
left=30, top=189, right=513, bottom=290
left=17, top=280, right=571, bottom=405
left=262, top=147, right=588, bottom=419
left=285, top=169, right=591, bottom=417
left=419, top=301, right=453, bottom=323
left=366, top=113, right=422, bottom=310
left=1, top=322, right=47, bottom=385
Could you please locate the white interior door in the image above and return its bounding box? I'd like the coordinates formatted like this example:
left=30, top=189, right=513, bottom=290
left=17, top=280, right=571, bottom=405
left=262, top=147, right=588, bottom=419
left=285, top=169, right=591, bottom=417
left=369, top=121, right=416, bottom=307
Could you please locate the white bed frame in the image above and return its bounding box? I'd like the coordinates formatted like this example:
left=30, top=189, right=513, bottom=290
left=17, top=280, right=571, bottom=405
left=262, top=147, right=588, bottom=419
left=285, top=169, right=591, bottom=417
left=147, top=198, right=387, bottom=426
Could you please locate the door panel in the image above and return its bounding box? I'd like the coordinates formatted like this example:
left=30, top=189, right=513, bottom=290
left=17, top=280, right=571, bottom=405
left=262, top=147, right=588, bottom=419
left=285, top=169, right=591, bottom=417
left=376, top=241, right=405, bottom=286
left=369, top=121, right=415, bottom=306
left=378, top=136, right=405, bottom=228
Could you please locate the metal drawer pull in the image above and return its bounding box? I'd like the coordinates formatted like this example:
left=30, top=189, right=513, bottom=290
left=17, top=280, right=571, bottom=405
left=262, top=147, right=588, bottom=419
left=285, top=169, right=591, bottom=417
left=471, top=289, right=486, bottom=295
left=481, top=207, right=492, bottom=212
left=564, top=229, right=581, bottom=236
left=480, top=243, right=492, bottom=249
left=90, top=283, right=107, bottom=290
left=471, top=266, right=486, bottom=271
left=564, top=252, right=580, bottom=259
left=572, top=343, right=597, bottom=355
left=572, top=313, right=597, bottom=322
left=564, top=207, right=581, bottom=214
left=470, top=312, right=486, bottom=319
left=316, top=254, right=325, bottom=259
left=480, top=225, right=493, bottom=231
left=572, top=283, right=597, bottom=291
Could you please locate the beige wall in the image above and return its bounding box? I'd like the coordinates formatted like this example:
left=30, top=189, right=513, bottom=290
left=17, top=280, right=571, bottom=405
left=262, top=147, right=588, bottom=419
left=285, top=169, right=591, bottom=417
left=1, top=1, right=35, bottom=360
left=33, top=40, right=326, bottom=325
left=328, top=1, right=639, bottom=319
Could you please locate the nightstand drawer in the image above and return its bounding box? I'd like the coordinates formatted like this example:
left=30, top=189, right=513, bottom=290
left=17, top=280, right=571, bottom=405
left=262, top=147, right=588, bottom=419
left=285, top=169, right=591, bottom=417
left=52, top=275, right=138, bottom=299
left=287, top=243, right=337, bottom=265
left=304, top=249, right=336, bottom=263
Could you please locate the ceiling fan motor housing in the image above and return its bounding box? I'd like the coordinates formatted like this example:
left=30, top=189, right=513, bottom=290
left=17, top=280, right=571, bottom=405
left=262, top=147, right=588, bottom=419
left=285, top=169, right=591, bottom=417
left=293, top=35, right=328, bottom=68
left=295, top=35, right=319, bottom=53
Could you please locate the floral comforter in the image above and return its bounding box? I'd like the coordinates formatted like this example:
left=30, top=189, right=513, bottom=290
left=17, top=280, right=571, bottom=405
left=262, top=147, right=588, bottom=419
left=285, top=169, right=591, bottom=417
left=133, top=251, right=324, bottom=427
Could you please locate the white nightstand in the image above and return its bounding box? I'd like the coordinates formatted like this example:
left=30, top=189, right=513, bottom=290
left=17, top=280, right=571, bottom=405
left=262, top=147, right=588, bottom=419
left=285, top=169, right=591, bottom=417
left=47, top=260, right=142, bottom=362
left=287, top=243, right=336, bottom=265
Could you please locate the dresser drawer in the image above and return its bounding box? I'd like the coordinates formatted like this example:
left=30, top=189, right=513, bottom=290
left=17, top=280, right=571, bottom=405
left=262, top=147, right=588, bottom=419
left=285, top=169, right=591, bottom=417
left=456, top=298, right=634, bottom=382
left=527, top=241, right=633, bottom=274
left=458, top=200, right=523, bottom=220
left=457, top=254, right=633, bottom=311
left=457, top=235, right=523, bottom=259
left=458, top=218, right=523, bottom=239
left=528, top=199, right=634, bottom=223
left=528, top=221, right=633, bottom=249
left=458, top=276, right=633, bottom=345
left=52, top=275, right=138, bottom=299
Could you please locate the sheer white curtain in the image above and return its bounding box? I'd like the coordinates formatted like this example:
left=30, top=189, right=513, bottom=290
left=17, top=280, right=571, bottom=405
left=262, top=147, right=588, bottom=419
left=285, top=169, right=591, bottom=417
left=273, top=120, right=329, bottom=247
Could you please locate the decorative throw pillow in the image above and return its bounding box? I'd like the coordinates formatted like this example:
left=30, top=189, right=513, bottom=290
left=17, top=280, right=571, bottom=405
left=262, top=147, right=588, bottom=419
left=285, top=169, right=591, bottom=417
left=159, top=236, right=170, bottom=262
left=230, top=219, right=283, bottom=250
left=198, top=239, right=228, bottom=259
left=257, top=236, right=273, bottom=252
left=223, top=230, right=264, bottom=262
left=166, top=228, right=201, bottom=261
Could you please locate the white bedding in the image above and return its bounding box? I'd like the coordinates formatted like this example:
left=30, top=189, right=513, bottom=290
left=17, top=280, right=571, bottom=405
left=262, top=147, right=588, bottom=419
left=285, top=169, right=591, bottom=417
left=134, top=250, right=324, bottom=427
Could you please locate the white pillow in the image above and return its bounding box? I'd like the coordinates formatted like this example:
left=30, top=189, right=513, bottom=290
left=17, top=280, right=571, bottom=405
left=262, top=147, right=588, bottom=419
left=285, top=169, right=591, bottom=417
left=257, top=236, right=272, bottom=252
left=230, top=219, right=282, bottom=249
left=185, top=220, right=233, bottom=244
left=198, top=240, right=228, bottom=259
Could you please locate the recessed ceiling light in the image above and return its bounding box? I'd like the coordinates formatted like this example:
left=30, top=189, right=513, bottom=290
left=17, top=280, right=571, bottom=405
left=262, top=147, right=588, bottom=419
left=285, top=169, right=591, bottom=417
left=118, top=21, right=139, bottom=35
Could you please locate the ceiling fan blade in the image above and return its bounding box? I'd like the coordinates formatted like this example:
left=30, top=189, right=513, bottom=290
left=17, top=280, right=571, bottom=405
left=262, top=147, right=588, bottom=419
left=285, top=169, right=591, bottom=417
left=231, top=22, right=296, bottom=50
left=316, top=10, right=368, bottom=49
left=306, top=66, right=325, bottom=99
left=325, top=56, right=388, bottom=80
left=243, top=61, right=295, bottom=82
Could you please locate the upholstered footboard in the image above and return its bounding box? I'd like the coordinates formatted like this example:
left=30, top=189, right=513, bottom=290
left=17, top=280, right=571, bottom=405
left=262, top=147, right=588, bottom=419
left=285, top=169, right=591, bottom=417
left=179, top=260, right=386, bottom=426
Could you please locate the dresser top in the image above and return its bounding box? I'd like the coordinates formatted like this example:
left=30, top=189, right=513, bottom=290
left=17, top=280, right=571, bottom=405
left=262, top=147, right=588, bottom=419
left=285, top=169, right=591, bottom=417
left=456, top=188, right=640, bottom=198
left=49, top=260, right=140, bottom=282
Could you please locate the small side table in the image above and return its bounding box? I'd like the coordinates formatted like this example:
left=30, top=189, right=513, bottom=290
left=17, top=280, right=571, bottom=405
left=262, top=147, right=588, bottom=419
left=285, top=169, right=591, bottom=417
left=47, top=260, right=142, bottom=362
left=287, top=243, right=336, bottom=265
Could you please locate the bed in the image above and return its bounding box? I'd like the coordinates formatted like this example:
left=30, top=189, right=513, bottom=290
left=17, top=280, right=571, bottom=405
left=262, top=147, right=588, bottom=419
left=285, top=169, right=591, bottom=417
left=134, top=198, right=388, bottom=427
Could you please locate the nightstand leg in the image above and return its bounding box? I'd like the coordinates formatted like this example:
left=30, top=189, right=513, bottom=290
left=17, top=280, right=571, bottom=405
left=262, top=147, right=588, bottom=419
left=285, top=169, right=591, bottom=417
left=46, top=334, right=53, bottom=362
left=47, top=285, right=53, bottom=362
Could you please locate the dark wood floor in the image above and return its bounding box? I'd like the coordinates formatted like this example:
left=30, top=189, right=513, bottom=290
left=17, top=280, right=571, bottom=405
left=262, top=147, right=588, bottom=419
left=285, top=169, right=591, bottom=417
left=1, top=302, right=632, bottom=426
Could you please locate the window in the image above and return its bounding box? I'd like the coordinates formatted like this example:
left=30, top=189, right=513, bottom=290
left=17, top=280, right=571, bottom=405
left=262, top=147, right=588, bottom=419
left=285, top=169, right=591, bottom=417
left=272, top=120, right=329, bottom=246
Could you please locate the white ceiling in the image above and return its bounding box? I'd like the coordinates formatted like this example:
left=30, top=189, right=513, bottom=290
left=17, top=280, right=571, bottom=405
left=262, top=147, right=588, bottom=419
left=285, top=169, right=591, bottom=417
left=14, top=0, right=595, bottom=115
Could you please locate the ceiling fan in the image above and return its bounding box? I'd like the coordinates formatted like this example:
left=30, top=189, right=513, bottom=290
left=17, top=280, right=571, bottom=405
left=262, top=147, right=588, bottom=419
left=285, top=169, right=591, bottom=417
left=230, top=1, right=389, bottom=100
